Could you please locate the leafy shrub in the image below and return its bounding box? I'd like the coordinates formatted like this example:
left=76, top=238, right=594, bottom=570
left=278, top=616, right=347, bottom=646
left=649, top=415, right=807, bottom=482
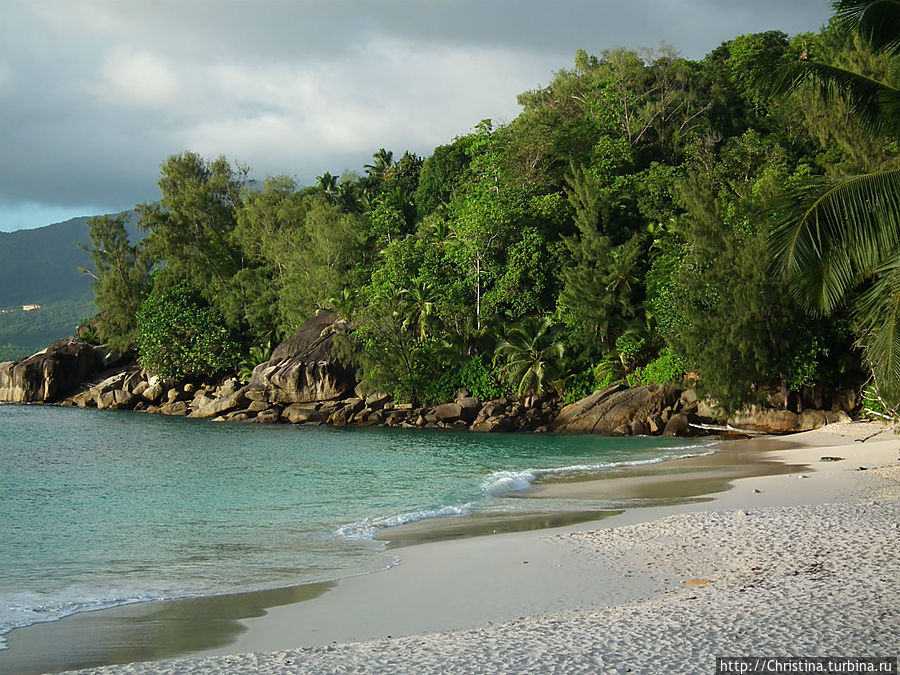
left=563, top=362, right=617, bottom=404
left=626, top=348, right=685, bottom=387
left=136, top=284, right=241, bottom=380
left=238, top=338, right=274, bottom=383
left=420, top=354, right=505, bottom=404
left=783, top=335, right=828, bottom=392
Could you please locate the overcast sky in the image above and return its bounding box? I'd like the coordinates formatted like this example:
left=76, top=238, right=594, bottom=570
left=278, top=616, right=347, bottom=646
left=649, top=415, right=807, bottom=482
left=0, top=0, right=831, bottom=232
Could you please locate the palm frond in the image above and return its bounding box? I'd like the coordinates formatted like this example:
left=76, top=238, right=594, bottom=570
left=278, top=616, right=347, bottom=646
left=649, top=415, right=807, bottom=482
left=833, top=0, right=900, bottom=55
left=856, top=253, right=900, bottom=403
left=771, top=60, right=900, bottom=136
left=770, top=168, right=900, bottom=313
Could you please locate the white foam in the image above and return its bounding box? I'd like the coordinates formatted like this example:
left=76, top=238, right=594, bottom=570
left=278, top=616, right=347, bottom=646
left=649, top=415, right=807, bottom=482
left=0, top=587, right=172, bottom=651
left=336, top=503, right=476, bottom=541
left=337, top=444, right=719, bottom=541
left=480, top=446, right=717, bottom=496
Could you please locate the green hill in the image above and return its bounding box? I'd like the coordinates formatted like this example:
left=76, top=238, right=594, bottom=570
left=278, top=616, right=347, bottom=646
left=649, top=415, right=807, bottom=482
left=0, top=213, right=141, bottom=360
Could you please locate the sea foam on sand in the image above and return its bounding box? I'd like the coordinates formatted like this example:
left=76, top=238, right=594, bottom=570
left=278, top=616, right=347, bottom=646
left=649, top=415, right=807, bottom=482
left=64, top=424, right=900, bottom=674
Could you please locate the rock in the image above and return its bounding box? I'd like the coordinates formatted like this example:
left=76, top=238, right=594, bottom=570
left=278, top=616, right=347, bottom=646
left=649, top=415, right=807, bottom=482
left=819, top=456, right=844, bottom=462
left=727, top=407, right=798, bottom=433
left=662, top=413, right=690, bottom=437
left=131, top=380, right=149, bottom=398
left=470, top=415, right=514, bottom=433
left=456, top=397, right=482, bottom=422
left=797, top=409, right=828, bottom=431
left=217, top=378, right=241, bottom=398
left=142, top=379, right=165, bottom=404
left=824, top=410, right=852, bottom=424
left=631, top=418, right=650, bottom=436
left=433, top=402, right=462, bottom=423
left=832, top=389, right=857, bottom=414
left=282, top=403, right=324, bottom=424
left=96, top=390, right=117, bottom=410
left=247, top=400, right=270, bottom=413
left=192, top=385, right=250, bottom=419
left=190, top=393, right=216, bottom=410
left=226, top=411, right=252, bottom=422
left=0, top=338, right=95, bottom=402
left=113, top=389, right=135, bottom=408
left=365, top=393, right=392, bottom=411
left=249, top=312, right=355, bottom=404
left=92, top=346, right=123, bottom=371
left=68, top=390, right=94, bottom=407
left=254, top=408, right=281, bottom=424
left=159, top=400, right=188, bottom=416
left=551, top=384, right=680, bottom=435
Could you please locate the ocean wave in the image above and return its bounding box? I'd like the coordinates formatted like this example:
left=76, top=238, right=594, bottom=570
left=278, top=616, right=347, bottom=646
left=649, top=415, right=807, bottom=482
left=0, top=588, right=171, bottom=651
left=335, top=503, right=476, bottom=541
left=336, top=443, right=718, bottom=541
left=481, top=445, right=718, bottom=496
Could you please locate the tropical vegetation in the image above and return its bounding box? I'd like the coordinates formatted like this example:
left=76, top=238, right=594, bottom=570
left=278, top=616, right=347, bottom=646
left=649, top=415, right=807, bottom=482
left=82, top=1, right=898, bottom=416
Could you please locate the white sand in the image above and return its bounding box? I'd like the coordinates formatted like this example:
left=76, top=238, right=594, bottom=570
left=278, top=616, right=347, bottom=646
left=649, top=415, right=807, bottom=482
left=63, top=423, right=900, bottom=674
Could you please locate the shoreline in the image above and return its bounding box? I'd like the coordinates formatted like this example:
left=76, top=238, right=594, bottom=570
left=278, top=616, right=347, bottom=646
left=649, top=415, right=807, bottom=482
left=1, top=422, right=896, bottom=674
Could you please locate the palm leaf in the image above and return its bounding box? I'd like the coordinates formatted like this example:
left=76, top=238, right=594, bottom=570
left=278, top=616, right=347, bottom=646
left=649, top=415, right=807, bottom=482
left=833, top=0, right=900, bottom=55
left=770, top=168, right=900, bottom=313
left=770, top=60, right=900, bottom=137
left=856, top=253, right=900, bottom=402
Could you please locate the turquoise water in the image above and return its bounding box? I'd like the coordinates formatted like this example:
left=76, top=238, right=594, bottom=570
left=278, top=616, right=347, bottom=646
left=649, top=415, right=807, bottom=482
left=0, top=403, right=713, bottom=647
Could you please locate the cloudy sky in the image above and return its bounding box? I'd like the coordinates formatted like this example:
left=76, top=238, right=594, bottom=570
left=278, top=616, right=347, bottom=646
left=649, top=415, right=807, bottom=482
left=1, top=0, right=831, bottom=232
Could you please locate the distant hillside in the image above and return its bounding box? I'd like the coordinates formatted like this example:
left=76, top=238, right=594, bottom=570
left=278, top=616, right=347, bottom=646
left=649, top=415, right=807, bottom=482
left=0, top=213, right=142, bottom=360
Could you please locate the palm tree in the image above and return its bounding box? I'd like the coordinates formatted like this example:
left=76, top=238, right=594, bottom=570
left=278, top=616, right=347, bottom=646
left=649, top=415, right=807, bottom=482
left=399, top=279, right=438, bottom=340
left=494, top=316, right=566, bottom=397
left=364, top=148, right=394, bottom=180
left=769, top=0, right=900, bottom=399
left=316, top=172, right=338, bottom=202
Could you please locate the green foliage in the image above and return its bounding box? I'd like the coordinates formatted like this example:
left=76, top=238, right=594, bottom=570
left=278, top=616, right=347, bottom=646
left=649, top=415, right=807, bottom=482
left=85, top=213, right=151, bottom=351
left=237, top=337, right=274, bottom=383
left=136, top=284, right=241, bottom=380
left=62, top=14, right=886, bottom=413
left=768, top=2, right=900, bottom=405
left=75, top=320, right=101, bottom=345
left=562, top=362, right=618, bottom=405
left=494, top=316, right=567, bottom=396
left=420, top=355, right=505, bottom=405
left=627, top=348, right=685, bottom=387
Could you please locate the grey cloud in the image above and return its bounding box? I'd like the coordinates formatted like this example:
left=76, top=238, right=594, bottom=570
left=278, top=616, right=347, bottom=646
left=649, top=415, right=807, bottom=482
left=1, top=0, right=831, bottom=229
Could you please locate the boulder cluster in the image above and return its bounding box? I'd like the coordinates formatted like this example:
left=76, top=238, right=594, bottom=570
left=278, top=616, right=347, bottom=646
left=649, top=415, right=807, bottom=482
left=0, top=315, right=858, bottom=437
left=59, top=372, right=560, bottom=432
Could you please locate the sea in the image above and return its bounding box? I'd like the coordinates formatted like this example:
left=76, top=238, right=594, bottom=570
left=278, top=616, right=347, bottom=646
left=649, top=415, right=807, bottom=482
left=0, top=403, right=715, bottom=650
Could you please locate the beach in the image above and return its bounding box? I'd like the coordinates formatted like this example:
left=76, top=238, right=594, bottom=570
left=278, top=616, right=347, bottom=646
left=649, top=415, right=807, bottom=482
left=6, top=421, right=899, bottom=674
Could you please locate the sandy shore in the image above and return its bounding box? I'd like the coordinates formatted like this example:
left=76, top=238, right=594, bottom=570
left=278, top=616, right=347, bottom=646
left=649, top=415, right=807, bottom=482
left=10, top=422, right=900, bottom=674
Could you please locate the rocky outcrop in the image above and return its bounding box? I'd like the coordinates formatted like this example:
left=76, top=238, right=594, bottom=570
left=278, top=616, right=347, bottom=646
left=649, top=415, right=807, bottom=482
left=728, top=406, right=852, bottom=433
left=249, top=312, right=356, bottom=404
left=0, top=338, right=95, bottom=402
left=551, top=383, right=685, bottom=435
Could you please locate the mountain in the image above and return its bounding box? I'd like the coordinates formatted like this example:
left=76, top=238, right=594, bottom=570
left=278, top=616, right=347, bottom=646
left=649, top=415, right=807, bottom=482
left=0, top=213, right=141, bottom=361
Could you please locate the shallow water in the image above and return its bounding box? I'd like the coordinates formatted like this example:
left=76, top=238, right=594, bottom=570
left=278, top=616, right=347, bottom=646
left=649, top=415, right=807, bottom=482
left=0, top=403, right=713, bottom=647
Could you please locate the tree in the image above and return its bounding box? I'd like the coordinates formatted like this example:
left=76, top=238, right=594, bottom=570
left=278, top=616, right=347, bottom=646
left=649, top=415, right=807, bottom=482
left=136, top=283, right=241, bottom=380
left=364, top=148, right=394, bottom=180
left=83, top=214, right=151, bottom=352
left=769, top=0, right=900, bottom=402
left=557, top=168, right=647, bottom=359
left=494, top=316, right=566, bottom=396
left=137, top=152, right=260, bottom=337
